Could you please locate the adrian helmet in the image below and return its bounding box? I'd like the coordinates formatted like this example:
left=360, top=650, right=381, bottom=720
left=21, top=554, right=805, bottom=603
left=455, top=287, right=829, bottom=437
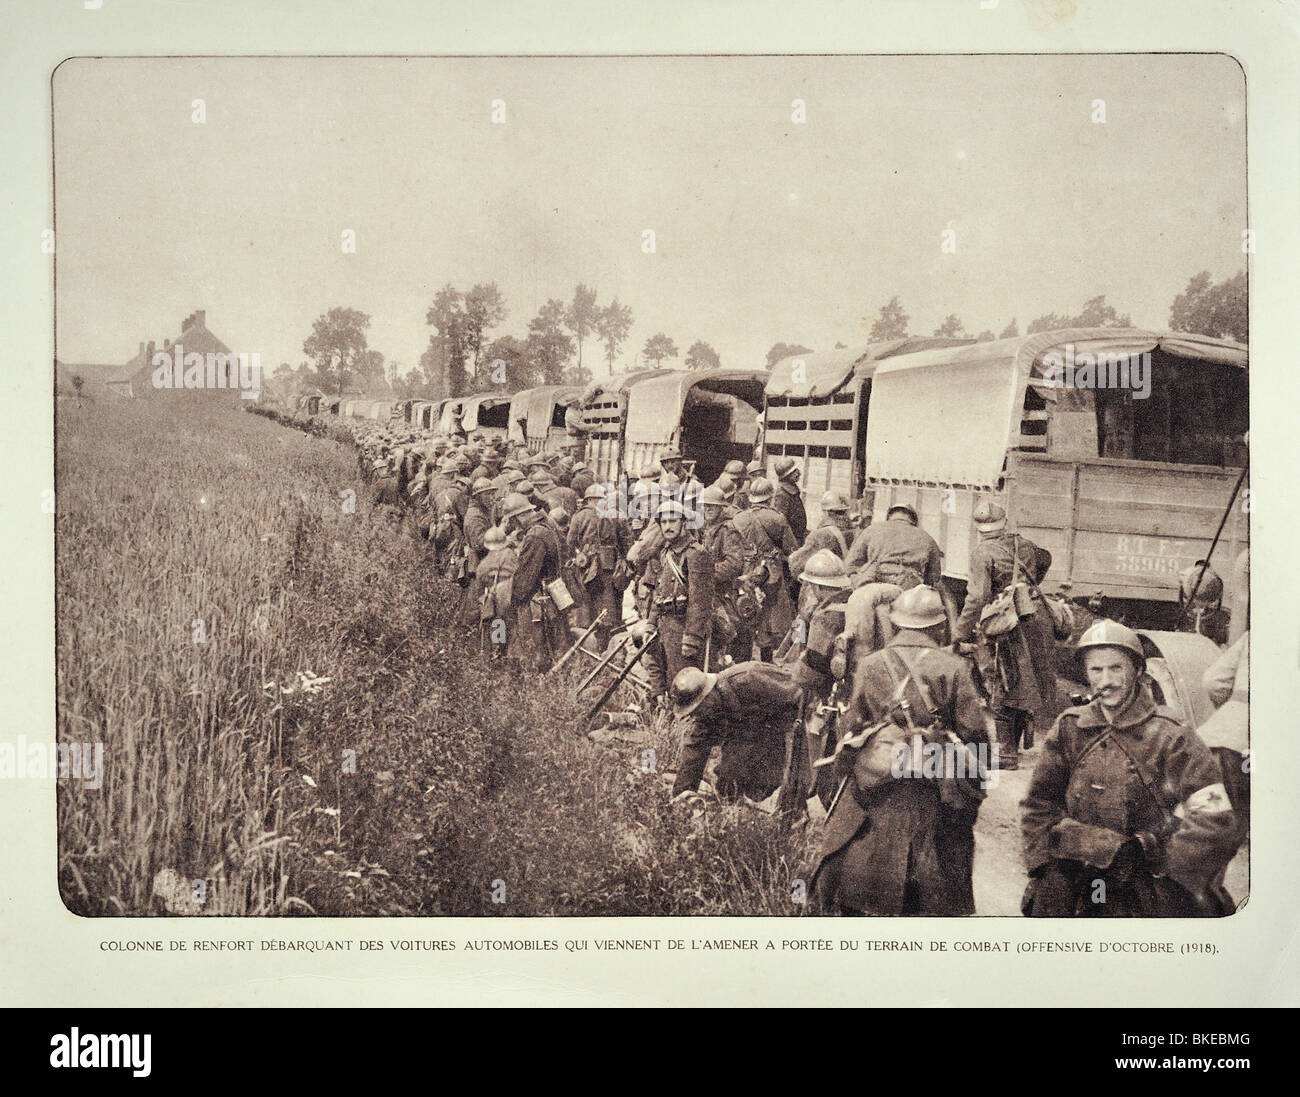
left=888, top=585, right=947, bottom=629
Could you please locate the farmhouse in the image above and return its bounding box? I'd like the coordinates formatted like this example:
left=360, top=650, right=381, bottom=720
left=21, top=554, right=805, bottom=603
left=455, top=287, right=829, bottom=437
left=55, top=310, right=247, bottom=401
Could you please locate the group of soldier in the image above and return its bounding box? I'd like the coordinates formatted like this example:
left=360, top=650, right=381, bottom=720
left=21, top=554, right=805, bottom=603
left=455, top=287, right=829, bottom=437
left=341, top=418, right=1248, bottom=920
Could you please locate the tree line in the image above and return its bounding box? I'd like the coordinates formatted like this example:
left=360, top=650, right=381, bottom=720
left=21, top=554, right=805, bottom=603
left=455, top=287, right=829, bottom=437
left=273, top=267, right=1247, bottom=402
left=763, top=269, right=1247, bottom=368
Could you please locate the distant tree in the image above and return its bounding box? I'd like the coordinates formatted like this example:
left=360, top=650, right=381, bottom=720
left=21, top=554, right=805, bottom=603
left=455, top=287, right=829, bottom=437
left=684, top=339, right=721, bottom=371
left=765, top=342, right=814, bottom=369
left=641, top=333, right=679, bottom=368
left=834, top=341, right=847, bottom=349
left=999, top=319, right=1020, bottom=339
left=933, top=314, right=967, bottom=338
left=596, top=298, right=634, bottom=374
left=1028, top=294, right=1131, bottom=334
left=394, top=368, right=427, bottom=399
left=526, top=299, right=574, bottom=385
left=564, top=284, right=600, bottom=374
left=866, top=296, right=909, bottom=341
left=303, top=306, right=371, bottom=396
left=1169, top=270, right=1247, bottom=343
left=425, top=285, right=470, bottom=396
left=463, top=283, right=508, bottom=387
left=481, top=334, right=534, bottom=392
left=976, top=330, right=996, bottom=342
left=357, top=349, right=387, bottom=392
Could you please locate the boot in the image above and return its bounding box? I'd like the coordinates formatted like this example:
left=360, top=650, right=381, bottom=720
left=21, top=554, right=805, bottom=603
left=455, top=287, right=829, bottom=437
left=995, top=711, right=1019, bottom=770
left=759, top=646, right=774, bottom=664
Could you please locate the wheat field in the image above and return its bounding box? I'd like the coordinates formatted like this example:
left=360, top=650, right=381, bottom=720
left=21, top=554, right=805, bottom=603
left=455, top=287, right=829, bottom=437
left=54, top=397, right=811, bottom=917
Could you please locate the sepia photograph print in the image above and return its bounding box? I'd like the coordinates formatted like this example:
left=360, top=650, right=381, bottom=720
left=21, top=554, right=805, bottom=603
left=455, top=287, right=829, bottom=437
left=51, top=53, right=1249, bottom=922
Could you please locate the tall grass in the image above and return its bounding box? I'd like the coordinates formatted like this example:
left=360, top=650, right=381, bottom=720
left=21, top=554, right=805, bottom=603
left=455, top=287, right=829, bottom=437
left=55, top=399, right=812, bottom=916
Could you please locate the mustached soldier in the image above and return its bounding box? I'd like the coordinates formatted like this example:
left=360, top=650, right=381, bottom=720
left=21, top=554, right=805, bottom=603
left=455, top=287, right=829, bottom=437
left=642, top=499, right=714, bottom=707
left=1020, top=620, right=1238, bottom=917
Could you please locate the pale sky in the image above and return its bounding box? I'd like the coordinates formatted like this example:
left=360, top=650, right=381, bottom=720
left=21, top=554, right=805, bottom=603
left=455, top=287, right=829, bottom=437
left=53, top=54, right=1247, bottom=377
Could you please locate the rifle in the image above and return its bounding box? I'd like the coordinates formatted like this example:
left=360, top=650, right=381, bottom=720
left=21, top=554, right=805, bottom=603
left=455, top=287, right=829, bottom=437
left=547, top=609, right=607, bottom=677
left=583, top=629, right=658, bottom=725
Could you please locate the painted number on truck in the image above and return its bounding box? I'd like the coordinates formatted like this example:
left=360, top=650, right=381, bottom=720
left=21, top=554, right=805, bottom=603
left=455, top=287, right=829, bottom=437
left=1112, top=535, right=1189, bottom=574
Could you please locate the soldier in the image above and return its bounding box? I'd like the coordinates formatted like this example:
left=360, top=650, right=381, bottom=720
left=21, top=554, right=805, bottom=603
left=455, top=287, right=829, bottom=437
left=473, top=526, right=517, bottom=659
left=569, top=483, right=632, bottom=653
left=952, top=501, right=1055, bottom=770
left=658, top=448, right=685, bottom=483
left=844, top=503, right=943, bottom=591
left=737, top=459, right=765, bottom=511
left=502, top=492, right=565, bottom=673
left=732, top=477, right=798, bottom=663
left=463, top=478, right=496, bottom=570
left=641, top=499, right=714, bottom=707
left=1177, top=559, right=1229, bottom=645
left=431, top=458, right=472, bottom=586
left=569, top=461, right=596, bottom=500
left=786, top=550, right=856, bottom=804
left=371, top=458, right=401, bottom=508
left=789, top=491, right=853, bottom=578
left=1021, top=620, right=1239, bottom=917
left=669, top=662, right=801, bottom=801
left=533, top=469, right=579, bottom=516
left=770, top=456, right=809, bottom=544
left=812, top=586, right=990, bottom=917
left=698, top=484, right=745, bottom=668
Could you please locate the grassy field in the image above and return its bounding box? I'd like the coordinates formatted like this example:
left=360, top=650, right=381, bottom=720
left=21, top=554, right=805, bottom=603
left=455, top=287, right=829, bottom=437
left=55, top=397, right=813, bottom=917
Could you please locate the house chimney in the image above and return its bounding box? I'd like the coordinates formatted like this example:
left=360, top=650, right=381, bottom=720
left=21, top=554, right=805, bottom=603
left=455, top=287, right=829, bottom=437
left=182, top=313, right=192, bottom=333
left=194, top=309, right=206, bottom=330
left=138, top=341, right=145, bottom=362
left=146, top=341, right=156, bottom=365
left=164, top=338, right=171, bottom=350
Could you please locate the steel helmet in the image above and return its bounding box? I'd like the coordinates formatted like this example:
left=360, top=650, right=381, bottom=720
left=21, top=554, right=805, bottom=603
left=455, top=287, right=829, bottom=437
left=500, top=492, right=535, bottom=522
left=656, top=499, right=687, bottom=521
left=774, top=456, right=798, bottom=481
left=888, top=585, right=947, bottom=629
left=748, top=477, right=775, bottom=503
left=500, top=468, right=525, bottom=486
left=724, top=459, right=747, bottom=478
left=887, top=503, right=919, bottom=524
left=438, top=455, right=459, bottom=472
left=660, top=448, right=682, bottom=463
left=798, top=549, right=850, bottom=588
left=517, top=481, right=539, bottom=499
left=700, top=485, right=729, bottom=508
left=671, top=666, right=719, bottom=717
left=483, top=526, right=507, bottom=550
left=548, top=506, right=570, bottom=526
left=1179, top=560, right=1223, bottom=604
left=471, top=477, right=496, bottom=497
left=746, top=460, right=764, bottom=477
left=973, top=500, right=1007, bottom=532
left=1076, top=618, right=1146, bottom=671
left=583, top=482, right=606, bottom=500
left=819, top=490, right=849, bottom=514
